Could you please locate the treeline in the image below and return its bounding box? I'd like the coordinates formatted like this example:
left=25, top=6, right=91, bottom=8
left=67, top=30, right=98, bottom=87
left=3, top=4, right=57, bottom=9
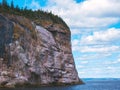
left=0, top=0, right=69, bottom=29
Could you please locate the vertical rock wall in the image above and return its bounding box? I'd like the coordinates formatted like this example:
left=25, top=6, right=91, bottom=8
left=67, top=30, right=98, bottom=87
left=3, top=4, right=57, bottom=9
left=0, top=14, right=83, bottom=88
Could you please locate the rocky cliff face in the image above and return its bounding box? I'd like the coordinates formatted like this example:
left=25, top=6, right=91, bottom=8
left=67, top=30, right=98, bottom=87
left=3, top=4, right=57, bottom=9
left=0, top=14, right=83, bottom=88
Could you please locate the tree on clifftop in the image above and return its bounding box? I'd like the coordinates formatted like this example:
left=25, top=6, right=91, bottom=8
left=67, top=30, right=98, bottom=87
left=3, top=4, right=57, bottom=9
left=10, top=0, right=14, bottom=9
left=2, top=0, right=8, bottom=7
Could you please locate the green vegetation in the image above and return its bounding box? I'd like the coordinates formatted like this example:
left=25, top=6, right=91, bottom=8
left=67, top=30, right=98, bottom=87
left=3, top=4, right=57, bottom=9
left=0, top=0, right=69, bottom=29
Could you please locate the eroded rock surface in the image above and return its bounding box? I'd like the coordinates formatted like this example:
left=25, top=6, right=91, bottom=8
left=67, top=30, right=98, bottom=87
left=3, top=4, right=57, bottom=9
left=0, top=14, right=83, bottom=88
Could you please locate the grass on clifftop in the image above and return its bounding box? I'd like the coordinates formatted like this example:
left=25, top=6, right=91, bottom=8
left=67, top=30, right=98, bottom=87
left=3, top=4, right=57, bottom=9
left=0, top=0, right=69, bottom=30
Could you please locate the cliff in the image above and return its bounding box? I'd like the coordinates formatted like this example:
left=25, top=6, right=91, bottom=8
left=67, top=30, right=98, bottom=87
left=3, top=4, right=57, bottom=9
left=0, top=13, right=83, bottom=88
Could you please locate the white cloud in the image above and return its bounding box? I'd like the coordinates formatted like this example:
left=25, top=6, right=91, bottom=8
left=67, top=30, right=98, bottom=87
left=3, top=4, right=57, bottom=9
left=72, top=44, right=120, bottom=53
left=80, top=28, right=120, bottom=45
left=72, top=39, right=80, bottom=46
left=106, top=66, right=118, bottom=73
left=112, top=59, right=120, bottom=64
left=80, top=61, right=89, bottom=64
left=30, top=0, right=41, bottom=10
left=80, top=45, right=120, bottom=53
left=79, top=53, right=112, bottom=60
left=44, top=0, right=120, bottom=28
left=80, top=0, right=120, bottom=18
left=28, top=0, right=120, bottom=34
left=78, top=71, right=85, bottom=75
left=77, top=65, right=84, bottom=68
left=29, top=0, right=120, bottom=36
left=107, top=66, right=114, bottom=69
left=71, top=28, right=82, bottom=35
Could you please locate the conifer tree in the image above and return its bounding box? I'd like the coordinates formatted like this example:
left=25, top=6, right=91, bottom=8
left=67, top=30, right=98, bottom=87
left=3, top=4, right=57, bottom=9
left=11, top=0, right=14, bottom=9
left=2, top=0, right=7, bottom=7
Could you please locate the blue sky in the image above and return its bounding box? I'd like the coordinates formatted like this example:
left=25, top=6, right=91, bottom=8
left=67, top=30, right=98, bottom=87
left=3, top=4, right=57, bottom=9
left=1, top=0, right=120, bottom=78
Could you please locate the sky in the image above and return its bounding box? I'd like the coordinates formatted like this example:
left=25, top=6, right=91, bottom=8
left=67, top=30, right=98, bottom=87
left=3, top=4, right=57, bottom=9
left=1, top=0, right=120, bottom=78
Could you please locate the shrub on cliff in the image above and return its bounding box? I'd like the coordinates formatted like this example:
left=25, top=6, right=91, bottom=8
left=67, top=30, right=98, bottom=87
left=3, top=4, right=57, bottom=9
left=0, top=0, right=69, bottom=29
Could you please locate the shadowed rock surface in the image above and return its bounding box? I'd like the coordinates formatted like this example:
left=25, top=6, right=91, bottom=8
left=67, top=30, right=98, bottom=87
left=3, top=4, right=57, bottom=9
left=0, top=14, right=83, bottom=88
left=0, top=15, right=13, bottom=57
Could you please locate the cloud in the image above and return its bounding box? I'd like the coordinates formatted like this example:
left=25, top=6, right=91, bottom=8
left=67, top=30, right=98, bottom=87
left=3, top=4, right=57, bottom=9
left=107, top=66, right=114, bottom=69
left=78, top=71, right=85, bottom=74
left=28, top=0, right=120, bottom=30
left=80, top=28, right=120, bottom=45
left=30, top=0, right=41, bottom=10
left=72, top=39, right=80, bottom=46
left=80, top=61, right=89, bottom=64
left=44, top=0, right=120, bottom=28
left=112, top=59, right=120, bottom=64
left=80, top=0, right=120, bottom=18
left=76, top=65, right=84, bottom=68
left=80, top=45, right=120, bottom=53
left=72, top=43, right=120, bottom=53
left=71, top=28, right=82, bottom=35
left=106, top=66, right=119, bottom=73
left=79, top=53, right=112, bottom=60
left=72, top=28, right=120, bottom=54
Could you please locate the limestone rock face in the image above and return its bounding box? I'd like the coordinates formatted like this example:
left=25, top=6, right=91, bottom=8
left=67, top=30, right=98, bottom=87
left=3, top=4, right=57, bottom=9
left=0, top=14, right=83, bottom=87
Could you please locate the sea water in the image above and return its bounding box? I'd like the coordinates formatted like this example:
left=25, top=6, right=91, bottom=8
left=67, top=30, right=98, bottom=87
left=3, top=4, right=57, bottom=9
left=1, top=79, right=120, bottom=90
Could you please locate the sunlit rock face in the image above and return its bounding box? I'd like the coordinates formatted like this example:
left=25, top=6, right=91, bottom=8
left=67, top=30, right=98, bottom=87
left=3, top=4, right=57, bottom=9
left=0, top=14, right=83, bottom=88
